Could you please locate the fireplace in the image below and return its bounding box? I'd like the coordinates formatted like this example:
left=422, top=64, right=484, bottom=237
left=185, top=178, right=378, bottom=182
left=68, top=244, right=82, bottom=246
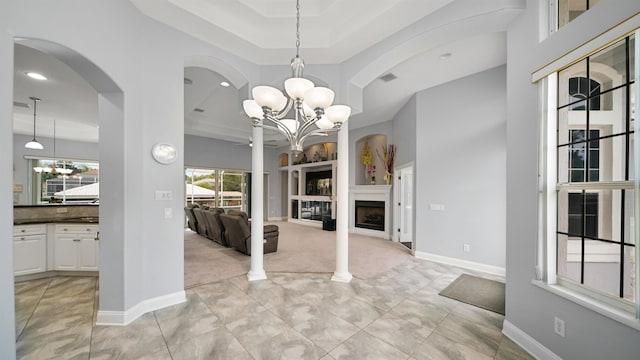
left=355, top=200, right=385, bottom=231
left=350, top=185, right=391, bottom=239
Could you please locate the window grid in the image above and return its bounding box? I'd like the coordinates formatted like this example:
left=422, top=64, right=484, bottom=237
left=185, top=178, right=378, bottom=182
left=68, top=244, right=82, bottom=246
left=556, top=34, right=636, bottom=301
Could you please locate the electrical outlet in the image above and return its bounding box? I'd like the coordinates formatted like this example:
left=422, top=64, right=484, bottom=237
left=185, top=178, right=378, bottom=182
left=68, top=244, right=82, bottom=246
left=463, top=244, right=470, bottom=252
left=554, top=316, right=565, bottom=338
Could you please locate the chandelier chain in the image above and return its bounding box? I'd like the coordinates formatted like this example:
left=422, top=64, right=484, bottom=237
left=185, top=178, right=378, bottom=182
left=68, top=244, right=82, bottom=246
left=295, top=0, right=300, bottom=58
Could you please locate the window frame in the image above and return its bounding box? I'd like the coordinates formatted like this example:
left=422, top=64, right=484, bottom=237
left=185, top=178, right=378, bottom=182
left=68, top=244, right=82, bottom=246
left=25, top=156, right=99, bottom=205
left=537, top=28, right=640, bottom=327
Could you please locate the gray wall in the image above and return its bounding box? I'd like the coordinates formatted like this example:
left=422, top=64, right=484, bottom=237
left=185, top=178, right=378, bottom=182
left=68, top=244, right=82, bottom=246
left=0, top=9, right=15, bottom=356
left=392, top=95, right=417, bottom=169
left=506, top=1, right=640, bottom=359
left=415, top=65, right=507, bottom=269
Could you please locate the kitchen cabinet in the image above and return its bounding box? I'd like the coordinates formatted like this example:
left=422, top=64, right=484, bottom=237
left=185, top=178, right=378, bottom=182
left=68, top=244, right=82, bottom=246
left=54, top=224, right=99, bottom=271
left=13, top=224, right=47, bottom=276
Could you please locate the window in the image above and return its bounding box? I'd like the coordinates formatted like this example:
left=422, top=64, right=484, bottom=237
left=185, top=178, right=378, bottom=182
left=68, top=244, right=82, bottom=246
left=558, top=0, right=600, bottom=29
left=29, top=158, right=99, bottom=204
left=542, top=31, right=638, bottom=315
left=184, top=167, right=247, bottom=212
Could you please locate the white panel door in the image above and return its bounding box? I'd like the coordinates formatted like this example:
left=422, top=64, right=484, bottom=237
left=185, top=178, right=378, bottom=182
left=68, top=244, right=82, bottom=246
left=396, top=165, right=414, bottom=245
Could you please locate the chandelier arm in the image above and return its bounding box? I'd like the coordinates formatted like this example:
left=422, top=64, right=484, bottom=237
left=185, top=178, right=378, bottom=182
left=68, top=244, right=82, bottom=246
left=271, top=99, right=295, bottom=119
left=252, top=122, right=292, bottom=140
left=263, top=115, right=296, bottom=140
left=298, top=116, right=324, bottom=135
left=298, top=128, right=335, bottom=145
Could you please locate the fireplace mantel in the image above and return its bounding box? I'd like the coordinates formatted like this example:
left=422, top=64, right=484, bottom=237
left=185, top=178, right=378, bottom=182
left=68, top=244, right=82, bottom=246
left=349, top=185, right=391, bottom=239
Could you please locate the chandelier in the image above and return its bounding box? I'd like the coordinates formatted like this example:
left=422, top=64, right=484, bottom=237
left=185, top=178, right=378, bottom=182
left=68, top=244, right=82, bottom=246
left=33, top=119, right=73, bottom=175
left=242, top=0, right=351, bottom=154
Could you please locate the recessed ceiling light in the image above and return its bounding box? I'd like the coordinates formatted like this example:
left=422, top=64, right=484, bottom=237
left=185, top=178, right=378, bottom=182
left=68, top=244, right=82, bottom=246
left=26, top=72, right=47, bottom=80
left=220, top=81, right=230, bottom=87
left=439, top=53, right=452, bottom=60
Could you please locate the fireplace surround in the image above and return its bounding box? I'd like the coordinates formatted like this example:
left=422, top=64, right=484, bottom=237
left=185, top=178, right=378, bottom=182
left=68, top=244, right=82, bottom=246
left=349, top=185, right=391, bottom=239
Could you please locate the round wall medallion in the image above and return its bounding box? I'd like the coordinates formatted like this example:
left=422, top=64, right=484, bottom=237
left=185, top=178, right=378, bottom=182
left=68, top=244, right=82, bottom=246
left=151, top=143, right=177, bottom=164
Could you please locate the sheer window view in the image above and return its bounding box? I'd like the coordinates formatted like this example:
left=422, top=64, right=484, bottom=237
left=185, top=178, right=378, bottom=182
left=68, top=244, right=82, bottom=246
left=30, top=159, right=99, bottom=204
left=555, top=34, right=636, bottom=304
left=558, top=0, right=600, bottom=29
left=185, top=168, right=246, bottom=212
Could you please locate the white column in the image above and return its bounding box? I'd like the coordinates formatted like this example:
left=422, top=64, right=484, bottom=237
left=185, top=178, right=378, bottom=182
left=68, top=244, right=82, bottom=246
left=248, top=126, right=266, bottom=281
left=332, top=121, right=352, bottom=282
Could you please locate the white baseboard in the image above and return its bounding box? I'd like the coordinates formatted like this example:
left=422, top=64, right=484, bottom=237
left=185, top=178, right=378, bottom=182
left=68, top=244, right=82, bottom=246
left=502, top=320, right=561, bottom=360
left=268, top=216, right=286, bottom=222
left=414, top=251, right=506, bottom=277
left=96, top=290, right=186, bottom=326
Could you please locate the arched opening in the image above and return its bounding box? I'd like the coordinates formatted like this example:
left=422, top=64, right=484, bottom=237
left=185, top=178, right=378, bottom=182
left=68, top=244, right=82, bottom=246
left=12, top=38, right=124, bottom=327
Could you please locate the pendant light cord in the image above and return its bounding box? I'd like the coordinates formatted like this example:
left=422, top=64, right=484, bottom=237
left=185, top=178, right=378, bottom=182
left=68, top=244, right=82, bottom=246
left=30, top=97, right=40, bottom=140
left=33, top=98, right=37, bottom=137
left=295, top=0, right=300, bottom=58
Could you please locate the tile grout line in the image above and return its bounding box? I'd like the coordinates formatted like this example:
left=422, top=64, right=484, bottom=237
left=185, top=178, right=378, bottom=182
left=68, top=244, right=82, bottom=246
left=192, top=282, right=258, bottom=360
left=15, top=277, right=53, bottom=342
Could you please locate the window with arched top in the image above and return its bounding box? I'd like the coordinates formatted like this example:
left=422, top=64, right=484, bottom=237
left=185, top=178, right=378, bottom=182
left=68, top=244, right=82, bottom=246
left=568, top=77, right=601, bottom=110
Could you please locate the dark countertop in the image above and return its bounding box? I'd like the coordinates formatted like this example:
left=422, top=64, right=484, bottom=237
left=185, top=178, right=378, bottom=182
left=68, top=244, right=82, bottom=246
left=14, top=204, right=99, bottom=208
left=14, top=217, right=99, bottom=225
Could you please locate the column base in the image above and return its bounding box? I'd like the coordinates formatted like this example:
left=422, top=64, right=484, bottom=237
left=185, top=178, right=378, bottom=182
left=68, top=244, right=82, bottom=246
left=331, top=272, right=353, bottom=283
left=247, top=269, right=267, bottom=282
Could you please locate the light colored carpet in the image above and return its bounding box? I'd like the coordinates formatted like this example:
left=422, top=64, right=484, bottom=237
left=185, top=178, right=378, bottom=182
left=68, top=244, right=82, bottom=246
left=438, top=273, right=506, bottom=315
left=184, top=221, right=413, bottom=288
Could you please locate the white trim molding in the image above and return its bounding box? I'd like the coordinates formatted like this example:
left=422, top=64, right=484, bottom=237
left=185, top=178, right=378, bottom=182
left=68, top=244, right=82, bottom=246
left=414, top=251, right=506, bottom=277
left=96, top=290, right=186, bottom=326
left=502, top=320, right=561, bottom=360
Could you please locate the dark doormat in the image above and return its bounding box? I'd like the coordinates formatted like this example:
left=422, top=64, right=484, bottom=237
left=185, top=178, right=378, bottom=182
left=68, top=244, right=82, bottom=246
left=439, top=273, right=505, bottom=315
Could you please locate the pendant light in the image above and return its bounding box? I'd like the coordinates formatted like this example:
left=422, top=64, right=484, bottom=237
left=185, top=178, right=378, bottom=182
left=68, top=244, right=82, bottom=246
left=24, top=97, right=44, bottom=150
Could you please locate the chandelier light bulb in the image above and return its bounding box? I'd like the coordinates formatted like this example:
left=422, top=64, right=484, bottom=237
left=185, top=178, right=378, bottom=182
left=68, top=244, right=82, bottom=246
left=325, top=105, right=351, bottom=123
left=252, top=86, right=286, bottom=111
left=304, top=87, right=334, bottom=110
left=315, top=116, right=334, bottom=130
left=302, top=102, right=315, bottom=118
left=284, top=78, right=315, bottom=99
left=243, top=100, right=263, bottom=119
left=280, top=119, right=299, bottom=134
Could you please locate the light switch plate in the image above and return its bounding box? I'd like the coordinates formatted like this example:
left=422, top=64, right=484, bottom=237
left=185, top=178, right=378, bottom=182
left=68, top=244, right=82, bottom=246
left=155, top=190, right=172, bottom=201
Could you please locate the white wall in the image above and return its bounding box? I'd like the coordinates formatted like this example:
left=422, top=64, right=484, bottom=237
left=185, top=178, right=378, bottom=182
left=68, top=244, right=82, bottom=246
left=415, top=65, right=507, bottom=269
left=505, top=1, right=640, bottom=359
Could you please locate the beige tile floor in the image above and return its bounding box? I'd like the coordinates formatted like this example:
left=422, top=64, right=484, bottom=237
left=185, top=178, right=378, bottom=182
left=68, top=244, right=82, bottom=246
left=15, top=259, right=534, bottom=359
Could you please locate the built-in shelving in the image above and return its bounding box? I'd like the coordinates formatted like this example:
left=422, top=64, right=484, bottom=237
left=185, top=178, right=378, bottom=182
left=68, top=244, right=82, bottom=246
left=284, top=142, right=338, bottom=226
